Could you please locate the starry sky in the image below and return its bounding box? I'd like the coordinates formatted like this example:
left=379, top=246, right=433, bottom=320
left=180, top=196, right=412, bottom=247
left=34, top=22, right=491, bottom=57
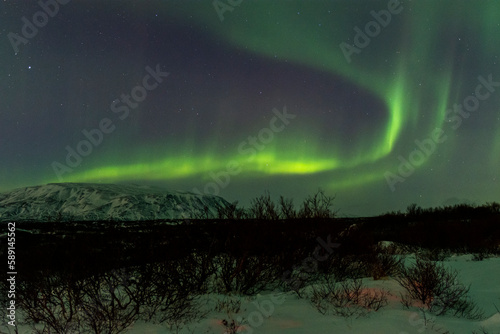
left=1, top=0, right=499, bottom=216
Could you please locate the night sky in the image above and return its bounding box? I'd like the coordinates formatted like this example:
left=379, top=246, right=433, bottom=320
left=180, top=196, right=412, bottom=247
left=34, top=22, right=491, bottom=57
left=1, top=0, right=499, bottom=216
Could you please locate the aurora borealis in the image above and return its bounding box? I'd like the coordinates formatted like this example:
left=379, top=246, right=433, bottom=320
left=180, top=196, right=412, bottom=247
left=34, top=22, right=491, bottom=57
left=1, top=0, right=499, bottom=216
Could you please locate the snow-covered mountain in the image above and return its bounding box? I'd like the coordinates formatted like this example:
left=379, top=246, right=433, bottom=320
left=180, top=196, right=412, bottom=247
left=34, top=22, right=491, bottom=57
left=0, top=183, right=231, bottom=222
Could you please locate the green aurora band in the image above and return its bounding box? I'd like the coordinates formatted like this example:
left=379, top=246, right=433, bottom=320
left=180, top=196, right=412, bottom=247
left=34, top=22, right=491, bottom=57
left=46, top=0, right=500, bottom=192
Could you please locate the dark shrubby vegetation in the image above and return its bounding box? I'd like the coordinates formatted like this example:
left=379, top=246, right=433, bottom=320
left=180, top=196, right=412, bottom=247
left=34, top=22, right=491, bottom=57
left=214, top=188, right=337, bottom=220
left=367, top=202, right=500, bottom=255
left=212, top=252, right=283, bottom=295
left=396, top=257, right=484, bottom=319
left=310, top=276, right=389, bottom=317
left=0, top=192, right=498, bottom=331
left=12, top=263, right=205, bottom=334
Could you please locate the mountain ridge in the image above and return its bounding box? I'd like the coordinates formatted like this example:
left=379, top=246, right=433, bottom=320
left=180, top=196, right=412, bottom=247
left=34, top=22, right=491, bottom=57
left=0, top=183, right=230, bottom=222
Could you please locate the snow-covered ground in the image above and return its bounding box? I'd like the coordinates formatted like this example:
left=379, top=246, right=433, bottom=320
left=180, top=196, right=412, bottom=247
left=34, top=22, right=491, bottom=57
left=3, top=255, right=499, bottom=334
left=115, top=256, right=500, bottom=333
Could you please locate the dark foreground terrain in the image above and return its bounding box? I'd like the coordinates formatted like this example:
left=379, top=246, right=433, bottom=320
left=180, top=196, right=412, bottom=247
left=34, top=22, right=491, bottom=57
left=2, top=203, right=500, bottom=280
left=0, top=203, right=499, bottom=333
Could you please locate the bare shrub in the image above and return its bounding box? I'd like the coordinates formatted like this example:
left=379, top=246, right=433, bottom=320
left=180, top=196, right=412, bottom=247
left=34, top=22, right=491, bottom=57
left=370, top=252, right=404, bottom=280
left=17, top=272, right=84, bottom=334
left=1, top=324, right=20, bottom=334
left=396, top=258, right=483, bottom=319
left=278, top=195, right=296, bottom=219
left=317, top=253, right=366, bottom=281
left=214, top=297, right=241, bottom=314
left=148, top=294, right=200, bottom=334
left=471, top=249, right=493, bottom=261
left=215, top=297, right=243, bottom=334
left=406, top=203, right=423, bottom=219
left=217, top=201, right=246, bottom=220
left=281, top=267, right=317, bottom=298
left=248, top=191, right=279, bottom=220
left=213, top=253, right=280, bottom=295
left=298, top=189, right=337, bottom=219
left=238, top=189, right=337, bottom=219
left=193, top=204, right=215, bottom=219
left=17, top=268, right=144, bottom=334
left=16, top=263, right=205, bottom=334
left=400, top=292, right=413, bottom=309
left=139, top=261, right=205, bottom=333
left=135, top=261, right=206, bottom=332
left=310, top=277, right=388, bottom=317
left=78, top=270, right=143, bottom=334
left=418, top=248, right=451, bottom=262
left=176, top=252, right=216, bottom=293
left=221, top=319, right=243, bottom=334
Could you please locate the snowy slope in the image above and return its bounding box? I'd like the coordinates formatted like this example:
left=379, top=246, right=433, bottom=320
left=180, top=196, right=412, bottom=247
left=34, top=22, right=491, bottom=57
left=0, top=183, right=231, bottom=222
left=2, top=256, right=499, bottom=334
left=127, top=256, right=500, bottom=334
